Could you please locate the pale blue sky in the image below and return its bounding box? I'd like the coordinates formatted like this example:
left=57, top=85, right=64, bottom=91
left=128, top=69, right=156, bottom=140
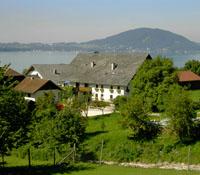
left=0, top=0, right=200, bottom=43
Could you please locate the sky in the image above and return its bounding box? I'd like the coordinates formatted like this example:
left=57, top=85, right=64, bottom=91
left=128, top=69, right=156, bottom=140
left=0, top=0, right=200, bottom=43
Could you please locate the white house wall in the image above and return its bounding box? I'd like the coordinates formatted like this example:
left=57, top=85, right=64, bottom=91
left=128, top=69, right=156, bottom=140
left=71, top=82, right=126, bottom=102
left=91, top=84, right=125, bottom=102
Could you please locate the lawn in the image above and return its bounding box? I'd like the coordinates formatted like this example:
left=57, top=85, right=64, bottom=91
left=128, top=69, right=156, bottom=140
left=66, top=165, right=200, bottom=175
left=83, top=113, right=200, bottom=164
left=3, top=112, right=200, bottom=174
left=2, top=156, right=200, bottom=175
left=189, top=90, right=200, bottom=101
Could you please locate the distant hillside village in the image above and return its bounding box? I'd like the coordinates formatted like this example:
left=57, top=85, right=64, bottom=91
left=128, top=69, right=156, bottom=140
left=4, top=52, right=200, bottom=104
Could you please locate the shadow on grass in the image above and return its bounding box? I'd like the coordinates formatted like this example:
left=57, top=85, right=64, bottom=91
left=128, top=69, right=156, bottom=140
left=0, top=163, right=95, bottom=175
left=86, top=131, right=108, bottom=139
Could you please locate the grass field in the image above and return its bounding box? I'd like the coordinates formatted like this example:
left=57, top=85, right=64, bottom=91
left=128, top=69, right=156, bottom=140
left=189, top=90, right=200, bottom=101
left=2, top=156, right=200, bottom=175
left=83, top=113, right=200, bottom=164
left=68, top=165, right=200, bottom=175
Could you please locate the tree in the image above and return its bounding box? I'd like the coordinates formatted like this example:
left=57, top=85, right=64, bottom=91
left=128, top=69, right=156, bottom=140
left=30, top=92, right=86, bottom=149
left=59, top=86, right=75, bottom=100
left=54, top=108, right=86, bottom=147
left=0, top=66, right=31, bottom=159
left=72, top=93, right=91, bottom=117
left=165, top=85, right=196, bottom=142
left=130, top=56, right=177, bottom=112
left=121, top=95, right=160, bottom=140
left=184, top=60, right=200, bottom=75
left=113, top=96, right=127, bottom=112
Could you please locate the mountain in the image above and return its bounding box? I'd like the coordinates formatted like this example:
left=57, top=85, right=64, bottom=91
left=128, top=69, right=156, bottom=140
left=0, top=28, right=199, bottom=54
left=82, top=28, right=200, bottom=54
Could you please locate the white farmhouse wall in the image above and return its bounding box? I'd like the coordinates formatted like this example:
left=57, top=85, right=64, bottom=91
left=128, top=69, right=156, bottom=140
left=70, top=82, right=127, bottom=102
left=91, top=84, right=126, bottom=102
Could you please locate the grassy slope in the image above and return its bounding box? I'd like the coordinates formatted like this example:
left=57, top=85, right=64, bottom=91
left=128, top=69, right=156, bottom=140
left=84, top=113, right=200, bottom=164
left=189, top=90, right=200, bottom=101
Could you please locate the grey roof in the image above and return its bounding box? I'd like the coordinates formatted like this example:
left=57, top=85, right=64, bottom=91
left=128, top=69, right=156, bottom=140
left=27, top=64, right=73, bottom=84
left=68, top=52, right=151, bottom=86
left=28, top=52, right=151, bottom=86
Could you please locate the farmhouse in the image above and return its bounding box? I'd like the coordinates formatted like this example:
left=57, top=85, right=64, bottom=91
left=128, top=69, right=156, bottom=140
left=27, top=52, right=151, bottom=101
left=14, top=77, right=61, bottom=102
left=178, top=70, right=200, bottom=89
left=68, top=52, right=151, bottom=101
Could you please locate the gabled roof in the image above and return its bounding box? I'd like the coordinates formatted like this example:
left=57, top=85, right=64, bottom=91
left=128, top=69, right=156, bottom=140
left=26, top=52, right=151, bottom=87
left=68, top=52, right=151, bottom=86
left=27, top=64, right=73, bottom=84
left=4, top=68, right=24, bottom=77
left=178, top=70, right=200, bottom=82
left=14, top=77, right=61, bottom=94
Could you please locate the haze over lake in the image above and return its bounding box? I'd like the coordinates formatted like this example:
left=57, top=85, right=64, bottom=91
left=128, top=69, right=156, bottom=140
left=0, top=51, right=78, bottom=73
left=0, top=51, right=200, bottom=73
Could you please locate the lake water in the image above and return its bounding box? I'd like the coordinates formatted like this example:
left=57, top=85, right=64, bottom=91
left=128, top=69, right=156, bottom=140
left=0, top=51, right=200, bottom=73
left=0, top=51, right=78, bottom=73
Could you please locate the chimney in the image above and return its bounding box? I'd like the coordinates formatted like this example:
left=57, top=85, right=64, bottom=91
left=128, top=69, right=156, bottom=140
left=91, top=61, right=95, bottom=68
left=111, top=63, right=117, bottom=70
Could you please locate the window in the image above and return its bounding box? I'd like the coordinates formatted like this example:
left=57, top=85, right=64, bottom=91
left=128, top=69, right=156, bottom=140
left=95, top=94, right=98, bottom=99
left=110, top=95, right=113, bottom=100
left=110, top=85, right=114, bottom=93
left=117, top=86, right=121, bottom=94
left=75, top=82, right=79, bottom=88
left=85, top=83, right=88, bottom=87
left=101, top=94, right=104, bottom=99
left=101, top=85, right=103, bottom=88
left=96, top=84, right=98, bottom=88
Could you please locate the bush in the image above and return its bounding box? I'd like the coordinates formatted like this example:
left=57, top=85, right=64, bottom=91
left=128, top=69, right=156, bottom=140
left=122, top=95, right=161, bottom=141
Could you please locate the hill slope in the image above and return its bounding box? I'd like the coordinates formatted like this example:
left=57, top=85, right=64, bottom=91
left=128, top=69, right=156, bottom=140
left=83, top=28, right=200, bottom=54
left=0, top=28, right=200, bottom=54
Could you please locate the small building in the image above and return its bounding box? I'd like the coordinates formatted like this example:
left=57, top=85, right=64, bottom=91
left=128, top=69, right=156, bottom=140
left=4, top=68, right=25, bottom=83
left=26, top=64, right=72, bottom=86
left=178, top=70, right=200, bottom=89
left=14, top=77, right=61, bottom=102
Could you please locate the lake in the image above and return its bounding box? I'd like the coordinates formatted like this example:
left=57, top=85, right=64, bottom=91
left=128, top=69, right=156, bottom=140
left=0, top=51, right=78, bottom=73
left=0, top=51, right=200, bottom=73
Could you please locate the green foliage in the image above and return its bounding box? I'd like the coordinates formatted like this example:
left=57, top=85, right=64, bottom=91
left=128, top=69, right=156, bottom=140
left=54, top=108, right=86, bottom=146
left=113, top=96, right=127, bottom=111
left=71, top=93, right=91, bottom=117
left=184, top=59, right=200, bottom=75
left=130, top=56, right=177, bottom=112
left=59, top=86, right=75, bottom=100
left=30, top=92, right=86, bottom=150
left=0, top=66, right=31, bottom=155
left=165, top=85, right=196, bottom=143
left=121, top=96, right=161, bottom=140
left=84, top=114, right=200, bottom=164
left=33, top=92, right=57, bottom=122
